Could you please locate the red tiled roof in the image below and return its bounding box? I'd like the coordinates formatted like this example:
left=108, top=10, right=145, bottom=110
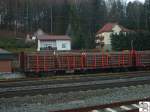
left=37, top=35, right=71, bottom=40
left=97, top=23, right=131, bottom=34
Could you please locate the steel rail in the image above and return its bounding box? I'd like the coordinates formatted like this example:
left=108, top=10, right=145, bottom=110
left=1, top=74, right=150, bottom=98
left=0, top=71, right=150, bottom=88
left=0, top=71, right=149, bottom=83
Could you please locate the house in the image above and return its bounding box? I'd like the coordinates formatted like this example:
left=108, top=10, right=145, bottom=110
left=0, top=49, right=14, bottom=73
left=25, top=29, right=45, bottom=43
left=37, top=35, right=71, bottom=51
left=95, top=23, right=131, bottom=51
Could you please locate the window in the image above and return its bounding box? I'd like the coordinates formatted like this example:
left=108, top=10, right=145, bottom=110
left=46, top=44, right=52, bottom=48
left=62, top=43, right=66, bottom=48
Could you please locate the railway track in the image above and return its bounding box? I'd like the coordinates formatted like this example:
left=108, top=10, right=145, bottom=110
left=0, top=71, right=150, bottom=98
left=0, top=71, right=150, bottom=87
left=52, top=98, right=150, bottom=112
left=0, top=70, right=149, bottom=83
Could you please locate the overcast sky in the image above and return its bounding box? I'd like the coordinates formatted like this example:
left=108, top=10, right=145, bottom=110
left=127, top=0, right=145, bottom=3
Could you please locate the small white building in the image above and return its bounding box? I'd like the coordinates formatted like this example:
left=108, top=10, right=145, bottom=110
left=96, top=23, right=131, bottom=51
left=37, top=35, right=71, bottom=51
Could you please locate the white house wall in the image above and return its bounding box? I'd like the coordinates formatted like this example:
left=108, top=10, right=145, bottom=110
left=41, top=40, right=56, bottom=48
left=96, top=25, right=123, bottom=51
left=112, top=25, right=122, bottom=34
left=56, top=40, right=71, bottom=51
left=103, top=32, right=111, bottom=45
left=96, top=32, right=112, bottom=45
left=37, top=40, right=71, bottom=51
left=37, top=40, right=41, bottom=51
left=103, top=32, right=112, bottom=51
left=37, top=40, right=56, bottom=51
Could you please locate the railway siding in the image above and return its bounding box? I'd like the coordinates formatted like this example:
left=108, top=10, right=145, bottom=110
left=1, top=75, right=150, bottom=97
left=0, top=71, right=149, bottom=84
left=1, top=71, right=150, bottom=112
left=1, top=85, right=150, bottom=112
left=0, top=71, right=150, bottom=87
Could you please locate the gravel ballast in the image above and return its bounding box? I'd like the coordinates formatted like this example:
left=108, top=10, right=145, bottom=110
left=0, top=84, right=150, bottom=112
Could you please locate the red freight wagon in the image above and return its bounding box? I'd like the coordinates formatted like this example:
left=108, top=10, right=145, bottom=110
left=24, top=52, right=56, bottom=72
left=136, top=51, right=150, bottom=68
left=83, top=51, right=132, bottom=69
left=56, top=53, right=83, bottom=70
left=20, top=50, right=150, bottom=74
left=109, top=51, right=132, bottom=68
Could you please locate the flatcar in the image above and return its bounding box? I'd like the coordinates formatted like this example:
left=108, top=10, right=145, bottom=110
left=19, top=50, right=150, bottom=75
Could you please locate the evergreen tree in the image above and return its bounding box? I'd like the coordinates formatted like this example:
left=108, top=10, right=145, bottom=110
left=126, top=1, right=145, bottom=30
left=108, top=0, right=125, bottom=24
left=111, top=32, right=150, bottom=51
left=144, top=0, right=150, bottom=31
left=0, top=0, right=149, bottom=50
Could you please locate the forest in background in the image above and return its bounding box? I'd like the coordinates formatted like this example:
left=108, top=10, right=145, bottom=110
left=0, top=0, right=150, bottom=50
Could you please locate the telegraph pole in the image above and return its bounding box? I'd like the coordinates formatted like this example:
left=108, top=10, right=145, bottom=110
left=26, top=0, right=29, bottom=32
left=51, top=6, right=53, bottom=34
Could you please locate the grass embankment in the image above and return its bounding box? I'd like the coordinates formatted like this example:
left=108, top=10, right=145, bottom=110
left=6, top=48, right=36, bottom=53
left=0, top=32, right=36, bottom=53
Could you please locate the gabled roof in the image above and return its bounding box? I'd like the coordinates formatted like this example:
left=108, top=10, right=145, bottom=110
left=37, top=35, right=71, bottom=41
left=0, top=48, right=14, bottom=60
left=97, top=23, right=131, bottom=34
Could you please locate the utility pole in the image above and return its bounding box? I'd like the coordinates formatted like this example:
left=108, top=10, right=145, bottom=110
left=14, top=0, right=17, bottom=37
left=26, top=0, right=29, bottom=32
left=51, top=6, right=53, bottom=34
